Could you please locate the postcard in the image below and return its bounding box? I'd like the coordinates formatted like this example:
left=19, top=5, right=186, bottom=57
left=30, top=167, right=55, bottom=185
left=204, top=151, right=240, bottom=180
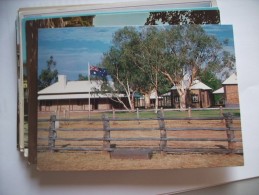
left=36, top=25, right=243, bottom=171
left=23, top=8, right=220, bottom=163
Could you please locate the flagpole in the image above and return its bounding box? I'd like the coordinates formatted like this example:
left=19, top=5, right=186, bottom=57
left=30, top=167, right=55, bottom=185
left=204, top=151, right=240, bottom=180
left=88, top=62, right=91, bottom=119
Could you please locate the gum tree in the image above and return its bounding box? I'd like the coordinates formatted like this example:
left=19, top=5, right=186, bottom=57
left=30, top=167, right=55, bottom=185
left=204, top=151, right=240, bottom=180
left=100, top=27, right=143, bottom=111
left=101, top=26, right=169, bottom=110
left=160, top=25, right=234, bottom=109
left=38, top=56, right=58, bottom=90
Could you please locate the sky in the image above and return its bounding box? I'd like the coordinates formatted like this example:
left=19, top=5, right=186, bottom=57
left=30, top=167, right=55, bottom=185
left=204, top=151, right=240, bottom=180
left=38, top=25, right=235, bottom=81
left=38, top=26, right=121, bottom=80
left=22, top=11, right=150, bottom=64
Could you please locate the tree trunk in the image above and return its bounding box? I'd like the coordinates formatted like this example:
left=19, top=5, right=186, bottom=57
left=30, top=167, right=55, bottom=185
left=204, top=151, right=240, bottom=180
left=155, top=90, right=159, bottom=113
left=155, top=71, right=158, bottom=113
left=179, top=92, right=187, bottom=109
left=177, top=86, right=187, bottom=110
left=144, top=93, right=151, bottom=109
left=191, top=64, right=199, bottom=82
left=125, top=93, right=135, bottom=111
left=130, top=95, right=135, bottom=111
left=176, top=78, right=192, bottom=110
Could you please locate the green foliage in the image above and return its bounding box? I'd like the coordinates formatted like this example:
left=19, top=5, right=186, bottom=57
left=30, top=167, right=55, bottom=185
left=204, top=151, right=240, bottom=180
left=158, top=76, right=171, bottom=95
left=198, top=70, right=222, bottom=91
left=101, top=25, right=235, bottom=109
left=102, top=27, right=145, bottom=92
left=145, top=10, right=220, bottom=25
left=38, top=56, right=58, bottom=90
left=99, top=27, right=143, bottom=110
left=78, top=74, right=88, bottom=81
left=101, top=26, right=172, bottom=109
left=134, top=27, right=166, bottom=92
left=198, top=70, right=224, bottom=104
left=159, top=25, right=235, bottom=86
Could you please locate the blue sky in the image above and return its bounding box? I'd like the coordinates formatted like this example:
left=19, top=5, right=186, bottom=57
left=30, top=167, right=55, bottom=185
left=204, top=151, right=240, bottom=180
left=38, top=27, right=121, bottom=80
left=38, top=25, right=235, bottom=81
left=22, top=11, right=150, bottom=64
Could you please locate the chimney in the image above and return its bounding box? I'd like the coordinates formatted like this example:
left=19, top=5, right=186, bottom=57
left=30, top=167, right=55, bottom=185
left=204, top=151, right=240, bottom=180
left=58, top=75, right=67, bottom=88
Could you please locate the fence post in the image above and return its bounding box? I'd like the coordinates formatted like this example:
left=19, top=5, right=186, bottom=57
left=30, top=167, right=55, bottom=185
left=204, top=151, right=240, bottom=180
left=102, top=114, right=111, bottom=154
left=219, top=106, right=224, bottom=123
left=223, top=112, right=235, bottom=153
left=157, top=109, right=167, bottom=155
left=64, top=109, right=70, bottom=125
left=219, top=106, right=223, bottom=116
left=188, top=107, right=192, bottom=117
left=112, top=108, right=115, bottom=119
left=188, top=107, right=192, bottom=123
left=136, top=108, right=140, bottom=124
left=49, top=115, right=57, bottom=152
left=55, top=110, right=60, bottom=128
left=112, top=108, right=116, bottom=125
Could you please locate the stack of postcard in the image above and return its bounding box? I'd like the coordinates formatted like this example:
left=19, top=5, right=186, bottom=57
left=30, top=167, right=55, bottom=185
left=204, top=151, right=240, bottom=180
left=16, top=0, right=244, bottom=171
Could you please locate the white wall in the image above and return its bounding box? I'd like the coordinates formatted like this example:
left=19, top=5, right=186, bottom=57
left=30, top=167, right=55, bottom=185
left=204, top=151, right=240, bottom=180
left=1, top=0, right=259, bottom=194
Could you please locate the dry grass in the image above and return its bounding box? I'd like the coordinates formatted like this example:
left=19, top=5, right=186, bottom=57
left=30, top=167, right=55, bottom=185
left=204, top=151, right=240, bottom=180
left=37, top=152, right=244, bottom=171
left=37, top=111, right=243, bottom=171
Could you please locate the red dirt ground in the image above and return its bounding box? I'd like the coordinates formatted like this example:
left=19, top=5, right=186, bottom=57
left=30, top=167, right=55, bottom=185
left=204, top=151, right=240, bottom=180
left=37, top=111, right=243, bottom=171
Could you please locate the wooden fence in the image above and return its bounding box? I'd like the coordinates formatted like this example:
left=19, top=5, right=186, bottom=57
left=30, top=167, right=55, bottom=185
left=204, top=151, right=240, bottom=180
left=38, top=109, right=243, bottom=157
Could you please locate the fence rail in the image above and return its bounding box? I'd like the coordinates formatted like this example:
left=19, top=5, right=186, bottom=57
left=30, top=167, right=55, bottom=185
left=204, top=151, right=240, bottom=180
left=38, top=109, right=242, bottom=157
left=39, top=106, right=240, bottom=114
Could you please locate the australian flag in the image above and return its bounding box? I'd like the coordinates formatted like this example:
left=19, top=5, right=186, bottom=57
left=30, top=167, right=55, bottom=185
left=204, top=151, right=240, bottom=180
left=90, top=66, right=108, bottom=77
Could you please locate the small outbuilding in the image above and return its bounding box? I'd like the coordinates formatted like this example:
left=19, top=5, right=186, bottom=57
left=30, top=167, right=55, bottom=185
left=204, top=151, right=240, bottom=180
left=171, top=80, right=213, bottom=108
left=213, top=73, right=239, bottom=108
left=222, top=73, right=239, bottom=107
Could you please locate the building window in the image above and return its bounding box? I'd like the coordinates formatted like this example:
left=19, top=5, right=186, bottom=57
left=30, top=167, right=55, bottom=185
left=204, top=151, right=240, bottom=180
left=192, top=95, right=199, bottom=103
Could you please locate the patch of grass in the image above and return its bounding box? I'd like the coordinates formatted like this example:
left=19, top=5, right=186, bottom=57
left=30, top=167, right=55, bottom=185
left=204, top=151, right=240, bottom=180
left=105, top=109, right=240, bottom=119
left=38, top=109, right=240, bottom=121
